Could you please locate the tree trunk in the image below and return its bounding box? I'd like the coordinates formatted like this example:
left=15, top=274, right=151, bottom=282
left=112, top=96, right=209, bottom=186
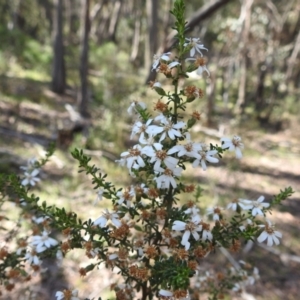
left=51, top=0, right=66, bottom=94
left=234, top=0, right=253, bottom=115
left=286, top=29, right=300, bottom=81
left=78, top=0, right=90, bottom=117
left=130, top=0, right=142, bottom=64
left=161, top=0, right=172, bottom=50
left=255, top=65, right=267, bottom=112
left=145, top=0, right=158, bottom=73
left=108, top=0, right=122, bottom=42
left=90, top=2, right=105, bottom=38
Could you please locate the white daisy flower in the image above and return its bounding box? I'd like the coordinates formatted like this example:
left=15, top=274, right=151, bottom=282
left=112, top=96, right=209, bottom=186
left=184, top=37, right=208, bottom=57
left=206, top=206, right=223, bottom=221
left=239, top=196, right=269, bottom=216
left=116, top=188, right=133, bottom=207
left=30, top=231, right=58, bottom=253
left=257, top=219, right=282, bottom=247
left=227, top=198, right=250, bottom=211
left=154, top=166, right=183, bottom=189
left=143, top=142, right=179, bottom=172
left=94, top=209, right=121, bottom=228
left=21, top=169, right=40, bottom=186
left=119, top=144, right=145, bottom=170
left=201, top=221, right=213, bottom=241
left=130, top=119, right=153, bottom=141
left=24, top=247, right=40, bottom=265
left=192, top=149, right=219, bottom=170
left=221, top=135, right=244, bottom=159
left=168, top=133, right=202, bottom=159
left=147, top=118, right=185, bottom=142
left=172, top=215, right=202, bottom=250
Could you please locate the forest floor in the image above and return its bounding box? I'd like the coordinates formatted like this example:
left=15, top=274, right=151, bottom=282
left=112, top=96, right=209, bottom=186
left=0, top=76, right=299, bottom=300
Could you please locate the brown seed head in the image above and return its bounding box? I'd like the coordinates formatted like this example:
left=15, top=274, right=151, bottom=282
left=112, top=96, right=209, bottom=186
left=174, top=248, right=189, bottom=261
left=61, top=240, right=71, bottom=253
left=5, top=283, right=15, bottom=291
left=195, top=56, right=208, bottom=67
left=173, top=290, right=188, bottom=298
left=79, top=267, right=87, bottom=277
left=188, top=260, right=198, bottom=270
left=144, top=245, right=158, bottom=259
left=147, top=188, right=159, bottom=199
left=7, top=269, right=20, bottom=279
left=62, top=227, right=72, bottom=237
left=184, top=184, right=196, bottom=193
left=194, top=246, right=207, bottom=259
left=230, top=239, right=241, bottom=253
left=154, top=99, right=168, bottom=112
left=156, top=208, right=167, bottom=220
left=191, top=111, right=201, bottom=121
left=0, top=247, right=8, bottom=259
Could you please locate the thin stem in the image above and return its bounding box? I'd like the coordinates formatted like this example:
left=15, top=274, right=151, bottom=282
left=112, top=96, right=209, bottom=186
left=141, top=281, right=148, bottom=300
left=174, top=80, right=178, bottom=123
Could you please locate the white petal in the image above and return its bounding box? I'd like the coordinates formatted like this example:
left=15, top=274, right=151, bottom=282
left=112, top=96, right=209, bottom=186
left=196, top=66, right=204, bottom=75
left=235, top=147, right=243, bottom=159
left=192, top=231, right=200, bottom=241
left=137, top=156, right=145, bottom=167
left=169, top=176, right=177, bottom=188
left=267, top=235, right=274, bottom=247
left=257, top=196, right=265, bottom=203
left=168, top=129, right=176, bottom=140
left=172, top=221, right=186, bottom=231
left=112, top=218, right=122, bottom=228
left=192, top=214, right=201, bottom=224
left=257, top=231, right=268, bottom=243
left=200, top=160, right=207, bottom=170
left=168, top=61, right=180, bottom=68
left=165, top=156, right=179, bottom=170
left=190, top=47, right=195, bottom=57
left=272, top=235, right=280, bottom=246
left=181, top=230, right=191, bottom=246
left=206, top=156, right=219, bottom=163
left=192, top=159, right=199, bottom=168
left=159, top=289, right=173, bottom=297
left=36, top=245, right=47, bottom=253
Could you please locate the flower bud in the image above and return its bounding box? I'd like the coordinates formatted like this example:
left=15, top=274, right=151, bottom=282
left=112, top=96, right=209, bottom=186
left=186, top=96, right=196, bottom=103
left=154, top=87, right=166, bottom=96
left=187, top=118, right=196, bottom=129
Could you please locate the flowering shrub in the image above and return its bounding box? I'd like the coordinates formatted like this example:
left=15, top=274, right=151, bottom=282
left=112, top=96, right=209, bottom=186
left=0, top=1, right=294, bottom=299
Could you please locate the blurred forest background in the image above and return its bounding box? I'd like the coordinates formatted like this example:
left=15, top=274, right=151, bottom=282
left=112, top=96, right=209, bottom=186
left=0, top=0, right=300, bottom=299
